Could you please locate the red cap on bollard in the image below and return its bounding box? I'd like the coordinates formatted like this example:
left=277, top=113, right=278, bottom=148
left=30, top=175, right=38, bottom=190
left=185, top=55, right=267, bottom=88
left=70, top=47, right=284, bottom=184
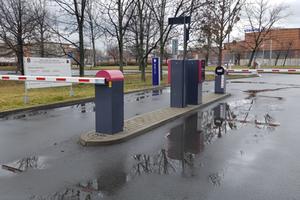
left=96, top=70, right=124, bottom=81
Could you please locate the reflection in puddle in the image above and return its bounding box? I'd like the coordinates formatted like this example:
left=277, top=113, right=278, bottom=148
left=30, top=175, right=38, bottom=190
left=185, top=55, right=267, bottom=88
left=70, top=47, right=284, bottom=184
left=31, top=164, right=127, bottom=200
left=244, top=87, right=295, bottom=100
left=0, top=110, right=49, bottom=121
left=126, top=89, right=165, bottom=103
left=152, top=89, right=162, bottom=97
left=0, top=156, right=47, bottom=176
left=208, top=171, right=224, bottom=187
left=129, top=105, right=237, bottom=179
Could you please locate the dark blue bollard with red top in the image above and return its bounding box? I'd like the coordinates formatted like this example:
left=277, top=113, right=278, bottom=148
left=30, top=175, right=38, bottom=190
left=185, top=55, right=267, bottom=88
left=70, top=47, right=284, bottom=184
left=95, top=70, right=124, bottom=134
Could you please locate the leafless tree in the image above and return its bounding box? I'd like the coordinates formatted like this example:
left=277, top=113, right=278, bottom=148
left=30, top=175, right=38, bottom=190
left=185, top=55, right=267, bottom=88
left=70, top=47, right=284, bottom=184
left=131, top=0, right=202, bottom=82
left=193, top=4, right=215, bottom=66
left=86, top=0, right=102, bottom=67
left=52, top=0, right=88, bottom=77
left=208, top=0, right=243, bottom=66
left=0, top=0, right=37, bottom=74
left=282, top=41, right=293, bottom=67
left=106, top=44, right=119, bottom=64
left=129, top=0, right=160, bottom=81
left=101, top=0, right=136, bottom=71
left=33, top=0, right=53, bottom=57
left=146, top=0, right=191, bottom=80
left=245, top=0, right=287, bottom=67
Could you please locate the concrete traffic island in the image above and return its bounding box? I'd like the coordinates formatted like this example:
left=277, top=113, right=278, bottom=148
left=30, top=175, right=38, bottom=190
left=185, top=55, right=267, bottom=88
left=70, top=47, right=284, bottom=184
left=80, top=93, right=230, bottom=146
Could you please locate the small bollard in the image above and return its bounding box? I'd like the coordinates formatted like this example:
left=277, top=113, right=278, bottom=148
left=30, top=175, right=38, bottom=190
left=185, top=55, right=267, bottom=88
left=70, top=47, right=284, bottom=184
left=215, top=66, right=226, bottom=94
left=95, top=70, right=124, bottom=134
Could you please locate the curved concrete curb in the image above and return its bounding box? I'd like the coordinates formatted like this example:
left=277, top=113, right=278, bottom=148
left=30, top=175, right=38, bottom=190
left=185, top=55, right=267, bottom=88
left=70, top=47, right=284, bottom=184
left=80, top=93, right=231, bottom=146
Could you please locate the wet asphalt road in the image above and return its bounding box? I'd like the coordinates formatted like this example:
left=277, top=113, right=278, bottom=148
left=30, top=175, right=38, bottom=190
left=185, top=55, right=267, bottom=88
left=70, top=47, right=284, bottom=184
left=1, top=74, right=300, bottom=199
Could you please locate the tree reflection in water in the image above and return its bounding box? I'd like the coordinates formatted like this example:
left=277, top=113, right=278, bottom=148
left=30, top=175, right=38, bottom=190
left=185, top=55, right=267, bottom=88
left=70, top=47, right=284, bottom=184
left=130, top=103, right=238, bottom=178
left=1, top=156, right=45, bottom=173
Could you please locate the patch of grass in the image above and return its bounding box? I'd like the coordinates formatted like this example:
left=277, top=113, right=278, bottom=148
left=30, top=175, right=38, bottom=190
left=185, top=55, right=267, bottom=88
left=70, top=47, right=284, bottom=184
left=0, top=66, right=17, bottom=71
left=73, top=65, right=169, bottom=71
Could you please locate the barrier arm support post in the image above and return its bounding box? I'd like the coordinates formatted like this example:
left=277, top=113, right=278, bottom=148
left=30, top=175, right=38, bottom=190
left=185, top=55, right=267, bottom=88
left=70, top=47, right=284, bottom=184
left=95, top=70, right=124, bottom=134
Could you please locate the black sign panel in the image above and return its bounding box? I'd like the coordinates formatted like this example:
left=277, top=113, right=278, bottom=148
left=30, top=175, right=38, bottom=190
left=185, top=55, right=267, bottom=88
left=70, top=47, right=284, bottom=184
left=168, top=16, right=191, bottom=25
left=215, top=66, right=225, bottom=76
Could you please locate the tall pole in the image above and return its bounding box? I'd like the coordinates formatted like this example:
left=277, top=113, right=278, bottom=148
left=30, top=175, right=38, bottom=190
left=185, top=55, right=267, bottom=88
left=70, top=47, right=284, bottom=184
left=262, top=41, right=265, bottom=66
left=269, top=39, right=272, bottom=66
left=183, top=17, right=187, bottom=107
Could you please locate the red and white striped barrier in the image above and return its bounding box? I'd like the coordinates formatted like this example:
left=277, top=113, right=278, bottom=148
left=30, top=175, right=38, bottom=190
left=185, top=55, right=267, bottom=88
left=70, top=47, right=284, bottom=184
left=226, top=68, right=300, bottom=74
left=0, top=75, right=106, bottom=84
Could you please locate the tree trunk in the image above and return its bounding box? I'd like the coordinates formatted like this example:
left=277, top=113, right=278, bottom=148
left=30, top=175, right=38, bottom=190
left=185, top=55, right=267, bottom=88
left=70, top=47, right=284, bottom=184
left=159, top=30, right=164, bottom=81
left=79, top=25, right=84, bottom=77
left=217, top=40, right=223, bottom=66
left=118, top=40, right=124, bottom=72
left=141, top=58, right=146, bottom=82
left=118, top=0, right=124, bottom=72
left=91, top=23, right=96, bottom=68
left=138, top=2, right=145, bottom=82
left=159, top=1, right=165, bottom=81
left=274, top=52, right=281, bottom=66
left=92, top=39, right=96, bottom=67
left=17, top=34, right=24, bottom=75
left=40, top=24, right=45, bottom=57
left=248, top=49, right=256, bottom=68
left=17, top=52, right=24, bottom=75
left=283, top=49, right=290, bottom=67
left=159, top=46, right=164, bottom=80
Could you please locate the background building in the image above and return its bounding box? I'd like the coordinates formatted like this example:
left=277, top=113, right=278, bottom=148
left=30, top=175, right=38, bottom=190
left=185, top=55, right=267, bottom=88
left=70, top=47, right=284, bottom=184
left=223, top=28, right=300, bottom=66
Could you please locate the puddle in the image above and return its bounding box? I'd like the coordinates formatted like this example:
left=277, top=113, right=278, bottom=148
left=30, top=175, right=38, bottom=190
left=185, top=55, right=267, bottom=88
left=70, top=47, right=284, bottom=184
left=231, top=80, right=300, bottom=87
left=128, top=102, right=280, bottom=185
left=208, top=171, right=225, bottom=187
left=0, top=156, right=48, bottom=177
left=30, top=102, right=281, bottom=198
left=243, top=87, right=292, bottom=100
left=30, top=186, right=104, bottom=200
left=31, top=165, right=127, bottom=200
left=125, top=88, right=168, bottom=103
left=0, top=110, right=49, bottom=121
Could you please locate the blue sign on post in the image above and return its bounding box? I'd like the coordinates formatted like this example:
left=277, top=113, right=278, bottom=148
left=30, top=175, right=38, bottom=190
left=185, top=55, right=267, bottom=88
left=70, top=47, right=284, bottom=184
left=152, top=57, right=161, bottom=86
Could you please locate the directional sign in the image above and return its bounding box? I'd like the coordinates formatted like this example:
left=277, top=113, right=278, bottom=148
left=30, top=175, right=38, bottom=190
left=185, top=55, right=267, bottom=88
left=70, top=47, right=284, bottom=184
left=168, top=16, right=191, bottom=25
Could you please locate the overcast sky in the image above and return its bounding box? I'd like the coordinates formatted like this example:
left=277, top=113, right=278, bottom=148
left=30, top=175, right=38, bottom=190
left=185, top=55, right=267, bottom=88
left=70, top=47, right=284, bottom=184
left=277, top=0, right=300, bottom=28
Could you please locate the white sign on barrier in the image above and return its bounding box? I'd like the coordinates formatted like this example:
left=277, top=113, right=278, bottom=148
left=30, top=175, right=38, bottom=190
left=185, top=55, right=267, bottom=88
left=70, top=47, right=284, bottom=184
left=24, top=57, right=72, bottom=89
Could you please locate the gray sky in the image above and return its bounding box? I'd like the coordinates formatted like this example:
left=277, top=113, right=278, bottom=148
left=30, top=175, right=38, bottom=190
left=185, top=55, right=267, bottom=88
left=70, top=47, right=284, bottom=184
left=277, top=0, right=300, bottom=28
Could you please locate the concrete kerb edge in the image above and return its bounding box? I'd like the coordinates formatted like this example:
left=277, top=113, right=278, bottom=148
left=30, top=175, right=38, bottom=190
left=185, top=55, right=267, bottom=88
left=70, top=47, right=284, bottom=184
left=80, top=93, right=231, bottom=146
